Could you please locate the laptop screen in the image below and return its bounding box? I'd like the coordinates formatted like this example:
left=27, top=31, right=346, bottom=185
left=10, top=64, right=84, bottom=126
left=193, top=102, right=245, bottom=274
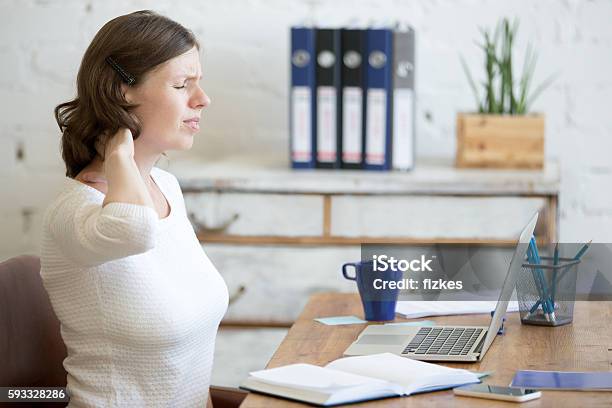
left=479, top=212, right=539, bottom=357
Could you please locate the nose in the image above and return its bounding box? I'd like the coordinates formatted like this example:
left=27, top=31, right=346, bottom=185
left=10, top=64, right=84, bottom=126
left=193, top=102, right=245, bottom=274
left=191, top=83, right=211, bottom=109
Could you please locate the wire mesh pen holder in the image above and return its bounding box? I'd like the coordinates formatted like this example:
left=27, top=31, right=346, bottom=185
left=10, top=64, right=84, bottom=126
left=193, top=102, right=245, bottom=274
left=517, top=256, right=580, bottom=326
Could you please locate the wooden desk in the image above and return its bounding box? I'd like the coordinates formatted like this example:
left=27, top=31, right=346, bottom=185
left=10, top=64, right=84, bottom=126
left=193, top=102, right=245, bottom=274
left=240, top=293, right=612, bottom=407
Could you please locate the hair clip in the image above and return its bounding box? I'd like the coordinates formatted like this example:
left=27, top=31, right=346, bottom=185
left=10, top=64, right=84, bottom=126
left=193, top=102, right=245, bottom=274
left=105, top=56, right=136, bottom=85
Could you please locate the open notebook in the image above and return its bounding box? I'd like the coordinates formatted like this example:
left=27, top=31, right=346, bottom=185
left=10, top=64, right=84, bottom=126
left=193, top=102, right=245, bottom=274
left=240, top=353, right=481, bottom=406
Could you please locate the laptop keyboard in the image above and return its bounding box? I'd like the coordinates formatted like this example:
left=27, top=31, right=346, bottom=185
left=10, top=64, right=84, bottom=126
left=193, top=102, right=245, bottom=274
left=402, top=327, right=484, bottom=356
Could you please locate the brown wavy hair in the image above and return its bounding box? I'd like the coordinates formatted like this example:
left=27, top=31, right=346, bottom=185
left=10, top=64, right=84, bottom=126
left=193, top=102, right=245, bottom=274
left=54, top=10, right=199, bottom=178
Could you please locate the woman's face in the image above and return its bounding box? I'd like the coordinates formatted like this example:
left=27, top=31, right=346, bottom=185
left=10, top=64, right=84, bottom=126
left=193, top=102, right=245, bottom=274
left=124, top=46, right=210, bottom=155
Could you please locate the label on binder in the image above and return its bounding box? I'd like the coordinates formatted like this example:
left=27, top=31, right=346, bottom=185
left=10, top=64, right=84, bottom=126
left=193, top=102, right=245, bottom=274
left=392, top=88, right=414, bottom=169
left=291, top=86, right=312, bottom=162
left=317, top=86, right=337, bottom=162
left=366, top=89, right=386, bottom=165
left=342, top=87, right=363, bottom=163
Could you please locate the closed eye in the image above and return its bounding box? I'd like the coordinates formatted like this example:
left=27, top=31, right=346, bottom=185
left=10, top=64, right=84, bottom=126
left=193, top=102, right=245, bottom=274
left=173, top=77, right=202, bottom=90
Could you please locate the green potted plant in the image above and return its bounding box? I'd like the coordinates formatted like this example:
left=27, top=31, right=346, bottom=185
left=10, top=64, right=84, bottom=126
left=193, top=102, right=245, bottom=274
left=456, top=18, right=555, bottom=169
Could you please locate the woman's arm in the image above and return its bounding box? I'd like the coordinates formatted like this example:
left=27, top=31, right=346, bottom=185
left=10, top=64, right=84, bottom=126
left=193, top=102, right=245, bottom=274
left=47, top=129, right=158, bottom=267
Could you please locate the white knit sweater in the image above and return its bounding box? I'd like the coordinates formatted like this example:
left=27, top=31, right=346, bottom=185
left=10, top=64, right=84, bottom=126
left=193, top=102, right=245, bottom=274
left=39, top=167, right=228, bottom=407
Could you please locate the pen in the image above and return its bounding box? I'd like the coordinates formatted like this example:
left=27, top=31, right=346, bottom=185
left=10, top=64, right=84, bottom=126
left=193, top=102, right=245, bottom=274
left=549, top=240, right=592, bottom=294
left=531, top=236, right=555, bottom=322
left=525, top=250, right=547, bottom=320
left=526, top=241, right=546, bottom=318
left=573, top=240, right=591, bottom=260
left=527, top=237, right=555, bottom=321
left=526, top=248, right=542, bottom=317
left=551, top=243, right=559, bottom=305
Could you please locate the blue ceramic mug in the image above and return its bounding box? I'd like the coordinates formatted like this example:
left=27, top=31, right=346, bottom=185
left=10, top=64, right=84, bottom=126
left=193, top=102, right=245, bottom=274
left=342, top=260, right=402, bottom=321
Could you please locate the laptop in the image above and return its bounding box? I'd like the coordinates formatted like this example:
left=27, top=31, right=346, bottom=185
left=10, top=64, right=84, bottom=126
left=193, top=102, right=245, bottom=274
left=344, top=212, right=538, bottom=363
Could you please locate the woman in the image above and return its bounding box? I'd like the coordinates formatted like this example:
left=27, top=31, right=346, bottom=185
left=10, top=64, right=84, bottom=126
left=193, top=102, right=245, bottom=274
left=40, top=10, right=228, bottom=407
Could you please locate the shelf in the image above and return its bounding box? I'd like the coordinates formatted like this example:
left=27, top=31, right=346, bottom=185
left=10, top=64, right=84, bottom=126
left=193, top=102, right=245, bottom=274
left=169, top=154, right=560, bottom=196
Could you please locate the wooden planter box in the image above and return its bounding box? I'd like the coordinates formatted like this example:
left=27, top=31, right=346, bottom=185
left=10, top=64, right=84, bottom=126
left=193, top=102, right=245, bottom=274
left=456, top=113, right=544, bottom=169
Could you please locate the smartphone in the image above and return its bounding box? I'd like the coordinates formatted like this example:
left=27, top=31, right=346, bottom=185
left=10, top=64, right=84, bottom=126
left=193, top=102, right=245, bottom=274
left=453, top=384, right=542, bottom=402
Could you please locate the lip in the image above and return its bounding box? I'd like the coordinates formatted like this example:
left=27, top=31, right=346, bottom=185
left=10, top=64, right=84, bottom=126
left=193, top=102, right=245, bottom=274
left=183, top=117, right=200, bottom=131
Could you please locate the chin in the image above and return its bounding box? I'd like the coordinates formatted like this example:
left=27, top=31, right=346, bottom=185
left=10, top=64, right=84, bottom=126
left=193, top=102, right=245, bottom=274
left=177, top=134, right=195, bottom=150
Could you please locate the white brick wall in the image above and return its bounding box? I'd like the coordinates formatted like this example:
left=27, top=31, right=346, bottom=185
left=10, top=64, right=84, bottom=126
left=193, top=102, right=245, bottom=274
left=1, top=0, right=612, bottom=260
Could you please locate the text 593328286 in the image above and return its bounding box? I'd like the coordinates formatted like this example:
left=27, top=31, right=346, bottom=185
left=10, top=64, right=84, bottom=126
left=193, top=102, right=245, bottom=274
left=0, top=387, right=69, bottom=403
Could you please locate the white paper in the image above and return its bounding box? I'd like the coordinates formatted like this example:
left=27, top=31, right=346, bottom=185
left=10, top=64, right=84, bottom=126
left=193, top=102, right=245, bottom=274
left=317, top=86, right=337, bottom=162
left=392, top=88, right=414, bottom=170
left=365, top=88, right=387, bottom=165
left=291, top=86, right=312, bottom=162
left=249, top=363, right=380, bottom=392
left=396, top=301, right=519, bottom=319
left=342, top=87, right=363, bottom=163
left=326, top=353, right=479, bottom=395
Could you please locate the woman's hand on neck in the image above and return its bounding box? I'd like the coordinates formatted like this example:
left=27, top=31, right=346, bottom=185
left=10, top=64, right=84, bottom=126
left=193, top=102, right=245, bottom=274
left=78, top=129, right=162, bottom=188
left=75, top=128, right=156, bottom=210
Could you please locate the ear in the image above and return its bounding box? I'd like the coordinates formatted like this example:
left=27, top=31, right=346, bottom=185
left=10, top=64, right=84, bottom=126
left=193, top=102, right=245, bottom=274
left=120, top=83, right=135, bottom=104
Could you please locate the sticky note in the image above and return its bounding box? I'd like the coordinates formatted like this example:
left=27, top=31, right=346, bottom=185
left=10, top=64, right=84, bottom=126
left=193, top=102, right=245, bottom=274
left=314, top=316, right=367, bottom=325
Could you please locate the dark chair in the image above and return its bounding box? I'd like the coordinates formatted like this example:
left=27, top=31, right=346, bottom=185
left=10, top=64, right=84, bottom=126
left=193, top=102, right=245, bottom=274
left=0, top=255, right=247, bottom=408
